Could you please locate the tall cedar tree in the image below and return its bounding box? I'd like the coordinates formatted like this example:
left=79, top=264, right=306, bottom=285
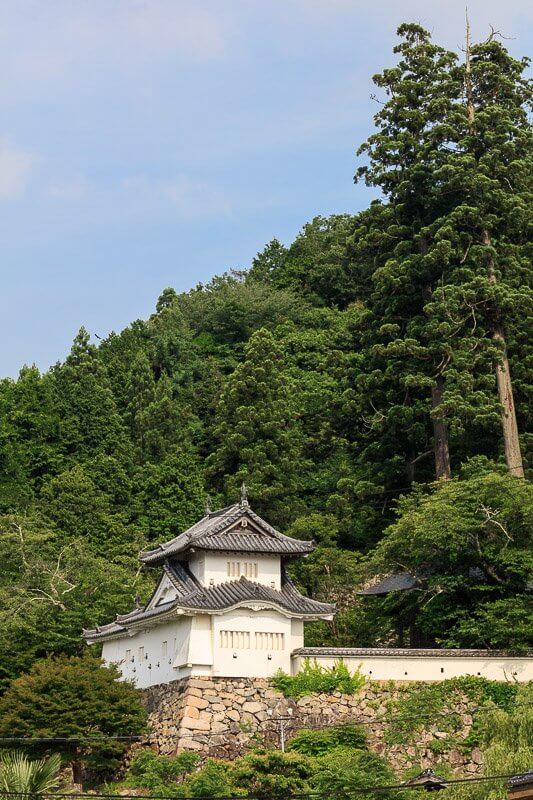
left=427, top=27, right=532, bottom=476
left=353, top=25, right=523, bottom=481
left=355, top=24, right=468, bottom=481
left=206, top=328, right=307, bottom=525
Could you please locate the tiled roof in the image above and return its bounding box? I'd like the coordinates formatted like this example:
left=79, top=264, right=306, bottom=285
left=140, top=503, right=314, bottom=564
left=357, top=572, right=418, bottom=595
left=173, top=572, right=334, bottom=616
left=83, top=567, right=334, bottom=642
left=293, top=647, right=532, bottom=658
left=508, top=771, right=533, bottom=787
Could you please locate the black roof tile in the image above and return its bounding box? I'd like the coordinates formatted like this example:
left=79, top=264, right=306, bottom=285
left=140, top=503, right=313, bottom=564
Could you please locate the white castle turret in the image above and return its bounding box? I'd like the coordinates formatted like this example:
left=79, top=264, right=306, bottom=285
left=84, top=490, right=334, bottom=688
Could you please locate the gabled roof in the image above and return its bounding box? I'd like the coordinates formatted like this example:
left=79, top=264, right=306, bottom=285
left=83, top=563, right=334, bottom=643
left=140, top=502, right=314, bottom=565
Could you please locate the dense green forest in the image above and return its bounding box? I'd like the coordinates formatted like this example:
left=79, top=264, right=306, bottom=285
left=0, top=24, right=531, bottom=694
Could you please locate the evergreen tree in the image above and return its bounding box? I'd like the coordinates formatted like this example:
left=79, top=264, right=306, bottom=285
left=0, top=368, right=61, bottom=512
left=0, top=654, right=146, bottom=781
left=141, top=373, right=197, bottom=461
left=54, top=328, right=132, bottom=466
left=246, top=238, right=288, bottom=284
left=125, top=350, right=156, bottom=461
left=427, top=25, right=532, bottom=476
left=354, top=24, right=467, bottom=480
left=206, top=328, right=308, bottom=524
left=134, top=447, right=205, bottom=541
left=272, top=216, right=359, bottom=308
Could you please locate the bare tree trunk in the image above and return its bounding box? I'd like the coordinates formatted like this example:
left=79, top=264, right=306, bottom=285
left=492, top=327, right=524, bottom=476
left=465, top=11, right=475, bottom=132
left=431, top=375, right=451, bottom=480
left=421, top=249, right=452, bottom=481
left=71, top=758, right=83, bottom=791
left=483, top=230, right=524, bottom=477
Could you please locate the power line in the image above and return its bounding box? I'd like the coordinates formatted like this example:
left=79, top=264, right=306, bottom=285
left=0, top=773, right=525, bottom=800
left=1, top=701, right=530, bottom=744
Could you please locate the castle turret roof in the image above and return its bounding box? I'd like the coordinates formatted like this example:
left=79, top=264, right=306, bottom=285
left=139, top=502, right=314, bottom=565
left=83, top=563, right=334, bottom=642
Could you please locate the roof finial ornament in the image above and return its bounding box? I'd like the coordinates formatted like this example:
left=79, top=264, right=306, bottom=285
left=240, top=481, right=249, bottom=507
left=204, top=495, right=211, bottom=516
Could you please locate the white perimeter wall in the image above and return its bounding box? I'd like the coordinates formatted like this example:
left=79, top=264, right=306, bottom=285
left=291, top=653, right=533, bottom=682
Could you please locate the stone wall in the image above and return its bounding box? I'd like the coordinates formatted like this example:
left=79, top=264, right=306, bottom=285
left=143, top=677, right=483, bottom=775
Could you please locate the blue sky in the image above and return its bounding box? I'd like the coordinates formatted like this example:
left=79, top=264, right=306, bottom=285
left=1, top=0, right=531, bottom=377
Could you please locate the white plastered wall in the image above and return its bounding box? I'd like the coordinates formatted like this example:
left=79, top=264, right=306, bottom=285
left=189, top=552, right=281, bottom=589
left=101, top=617, right=199, bottom=689
left=290, top=653, right=533, bottom=682
left=212, top=606, right=294, bottom=677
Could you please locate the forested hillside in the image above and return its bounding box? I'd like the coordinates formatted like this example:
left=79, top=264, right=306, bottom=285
left=0, top=24, right=531, bottom=693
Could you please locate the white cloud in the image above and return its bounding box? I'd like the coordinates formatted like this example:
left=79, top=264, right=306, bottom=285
left=0, top=142, right=33, bottom=198
left=123, top=174, right=232, bottom=218
left=118, top=1, right=228, bottom=60
left=46, top=177, right=90, bottom=200
left=0, top=0, right=231, bottom=91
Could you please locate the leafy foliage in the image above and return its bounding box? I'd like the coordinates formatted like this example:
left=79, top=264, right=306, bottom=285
left=0, top=751, right=61, bottom=798
left=0, top=655, right=146, bottom=778
left=447, top=684, right=533, bottom=800
left=287, top=724, right=367, bottom=756
left=309, top=747, right=394, bottom=799
left=121, top=725, right=393, bottom=800
left=272, top=659, right=365, bottom=698
left=366, top=466, right=533, bottom=647
left=125, top=750, right=199, bottom=794
left=382, top=676, right=519, bottom=749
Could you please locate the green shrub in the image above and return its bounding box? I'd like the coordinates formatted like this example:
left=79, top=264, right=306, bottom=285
left=287, top=724, right=367, bottom=756
left=310, top=746, right=395, bottom=799
left=272, top=659, right=365, bottom=698
left=446, top=685, right=533, bottom=800
left=383, top=676, right=520, bottom=749
left=125, top=750, right=199, bottom=793
left=230, top=750, right=312, bottom=800
left=174, top=759, right=234, bottom=798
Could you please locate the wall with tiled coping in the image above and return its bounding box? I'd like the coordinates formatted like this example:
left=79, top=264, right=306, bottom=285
left=292, top=648, right=533, bottom=682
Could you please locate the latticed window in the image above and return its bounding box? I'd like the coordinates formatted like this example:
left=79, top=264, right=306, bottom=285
left=219, top=630, right=251, bottom=649
left=255, top=632, right=284, bottom=651
left=227, top=561, right=258, bottom=578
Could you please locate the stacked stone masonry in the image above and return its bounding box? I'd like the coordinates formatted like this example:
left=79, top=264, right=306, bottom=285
left=143, top=676, right=485, bottom=775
